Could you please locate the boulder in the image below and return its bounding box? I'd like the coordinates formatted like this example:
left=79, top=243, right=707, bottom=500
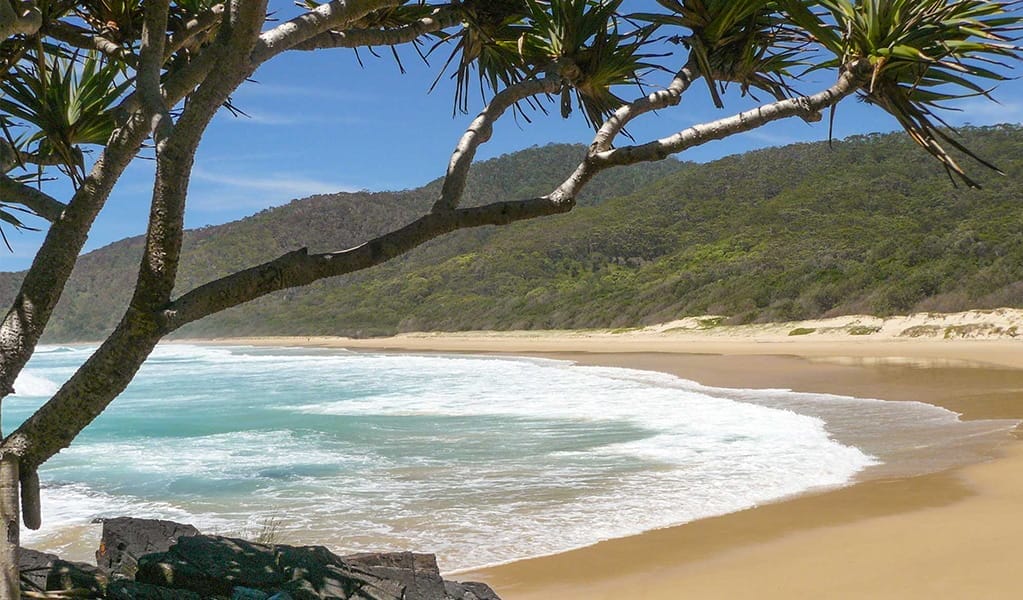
left=274, top=544, right=404, bottom=600
left=19, top=548, right=60, bottom=593
left=107, top=580, right=202, bottom=599
left=24, top=517, right=503, bottom=600
left=137, top=536, right=284, bottom=596
left=343, top=552, right=446, bottom=600
left=96, top=516, right=200, bottom=579
left=18, top=548, right=106, bottom=595
left=46, top=559, right=107, bottom=595
left=232, top=586, right=272, bottom=599
left=444, top=580, right=502, bottom=600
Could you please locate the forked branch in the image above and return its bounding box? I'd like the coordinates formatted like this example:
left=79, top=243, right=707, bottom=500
left=433, top=76, right=563, bottom=213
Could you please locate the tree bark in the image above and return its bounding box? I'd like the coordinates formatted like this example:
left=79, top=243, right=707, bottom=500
left=0, top=456, right=19, bottom=600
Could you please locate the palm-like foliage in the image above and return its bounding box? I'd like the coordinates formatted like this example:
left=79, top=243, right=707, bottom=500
left=434, top=0, right=663, bottom=128
left=429, top=0, right=534, bottom=114
left=0, top=51, right=131, bottom=183
left=74, top=0, right=144, bottom=44
left=521, top=0, right=664, bottom=129
left=637, top=0, right=810, bottom=108
left=783, top=0, right=1022, bottom=187
left=0, top=200, right=39, bottom=251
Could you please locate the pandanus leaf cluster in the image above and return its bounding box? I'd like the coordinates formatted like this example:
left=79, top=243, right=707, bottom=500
left=782, top=0, right=1022, bottom=187
left=0, top=51, right=130, bottom=183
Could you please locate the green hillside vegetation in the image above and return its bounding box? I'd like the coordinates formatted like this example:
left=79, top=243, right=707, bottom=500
left=3, top=126, right=1022, bottom=341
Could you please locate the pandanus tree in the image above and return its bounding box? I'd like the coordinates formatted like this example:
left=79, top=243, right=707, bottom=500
left=0, top=0, right=1019, bottom=597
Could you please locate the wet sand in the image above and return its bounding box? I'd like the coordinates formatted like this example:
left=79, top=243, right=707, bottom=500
left=210, top=335, right=1023, bottom=598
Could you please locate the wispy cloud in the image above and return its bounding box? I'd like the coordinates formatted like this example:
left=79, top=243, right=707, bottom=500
left=738, top=128, right=800, bottom=146
left=215, top=108, right=367, bottom=127
left=942, top=98, right=1023, bottom=125
left=234, top=81, right=375, bottom=102
left=190, top=167, right=358, bottom=211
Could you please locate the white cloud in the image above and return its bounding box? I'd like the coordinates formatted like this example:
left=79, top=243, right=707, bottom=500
left=738, top=128, right=800, bottom=146
left=194, top=168, right=356, bottom=196
left=941, top=98, right=1023, bottom=125
left=190, top=168, right=358, bottom=211
left=234, top=81, right=374, bottom=102
left=216, top=108, right=367, bottom=127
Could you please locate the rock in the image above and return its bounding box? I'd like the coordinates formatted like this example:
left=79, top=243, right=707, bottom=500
left=444, top=580, right=501, bottom=600
left=343, top=552, right=447, bottom=600
left=19, top=548, right=60, bottom=593
left=18, top=549, right=106, bottom=595
left=137, top=536, right=284, bottom=596
left=107, top=580, right=201, bottom=599
left=233, top=586, right=272, bottom=599
left=96, top=516, right=200, bottom=579
left=45, top=559, right=107, bottom=595
left=276, top=545, right=403, bottom=600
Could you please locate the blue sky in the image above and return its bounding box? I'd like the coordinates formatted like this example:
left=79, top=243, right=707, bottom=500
left=2, top=2, right=1023, bottom=272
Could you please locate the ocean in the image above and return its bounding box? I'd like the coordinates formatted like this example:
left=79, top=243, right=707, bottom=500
left=8, top=344, right=1015, bottom=571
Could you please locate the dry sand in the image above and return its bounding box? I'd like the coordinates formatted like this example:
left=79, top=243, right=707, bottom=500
left=206, top=311, right=1023, bottom=599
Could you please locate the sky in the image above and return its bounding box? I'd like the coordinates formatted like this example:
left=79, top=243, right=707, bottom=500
left=2, top=1, right=1023, bottom=272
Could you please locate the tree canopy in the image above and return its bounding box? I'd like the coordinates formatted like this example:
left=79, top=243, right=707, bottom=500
left=0, top=1, right=1019, bottom=598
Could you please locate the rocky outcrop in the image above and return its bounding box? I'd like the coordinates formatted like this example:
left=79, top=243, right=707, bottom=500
left=19, top=547, right=108, bottom=595
left=96, top=516, right=201, bottom=579
left=21, top=517, right=501, bottom=599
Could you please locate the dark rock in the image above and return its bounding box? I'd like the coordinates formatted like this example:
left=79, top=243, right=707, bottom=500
left=276, top=545, right=403, bottom=600
left=344, top=552, right=446, bottom=600
left=107, top=580, right=201, bottom=599
left=96, top=516, right=200, bottom=579
left=46, top=559, right=107, bottom=594
left=233, top=586, right=272, bottom=599
left=94, top=521, right=501, bottom=600
left=19, top=548, right=60, bottom=593
left=444, top=580, right=501, bottom=600
left=137, top=536, right=284, bottom=596
left=19, top=549, right=106, bottom=595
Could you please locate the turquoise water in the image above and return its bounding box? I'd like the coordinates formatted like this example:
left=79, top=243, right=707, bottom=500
left=8, top=344, right=1015, bottom=571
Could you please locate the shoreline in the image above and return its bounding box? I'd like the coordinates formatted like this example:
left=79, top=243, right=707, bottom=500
left=189, top=333, right=1023, bottom=598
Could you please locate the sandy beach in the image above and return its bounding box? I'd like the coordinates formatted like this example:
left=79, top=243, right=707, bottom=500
left=209, top=311, right=1023, bottom=599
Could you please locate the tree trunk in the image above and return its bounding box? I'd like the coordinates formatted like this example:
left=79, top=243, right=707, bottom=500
left=0, top=456, right=19, bottom=600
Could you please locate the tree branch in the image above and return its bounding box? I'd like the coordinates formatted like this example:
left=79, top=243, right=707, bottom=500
left=433, top=76, right=563, bottom=213
left=252, top=0, right=403, bottom=65
left=0, top=109, right=156, bottom=403
left=162, top=195, right=575, bottom=331
left=165, top=3, right=225, bottom=58
left=593, top=61, right=871, bottom=169
left=591, top=60, right=700, bottom=154
left=0, top=0, right=272, bottom=475
left=0, top=0, right=40, bottom=39
left=46, top=21, right=134, bottom=64
left=131, top=0, right=267, bottom=309
left=290, top=7, right=457, bottom=51
left=139, top=1, right=173, bottom=149
left=0, top=177, right=65, bottom=222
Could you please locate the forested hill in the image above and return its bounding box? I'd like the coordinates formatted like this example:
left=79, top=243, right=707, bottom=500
left=0, top=144, right=685, bottom=340
left=3, top=126, right=1023, bottom=341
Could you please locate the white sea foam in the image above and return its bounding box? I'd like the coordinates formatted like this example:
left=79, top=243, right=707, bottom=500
left=12, top=371, right=59, bottom=397
left=13, top=345, right=1016, bottom=570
